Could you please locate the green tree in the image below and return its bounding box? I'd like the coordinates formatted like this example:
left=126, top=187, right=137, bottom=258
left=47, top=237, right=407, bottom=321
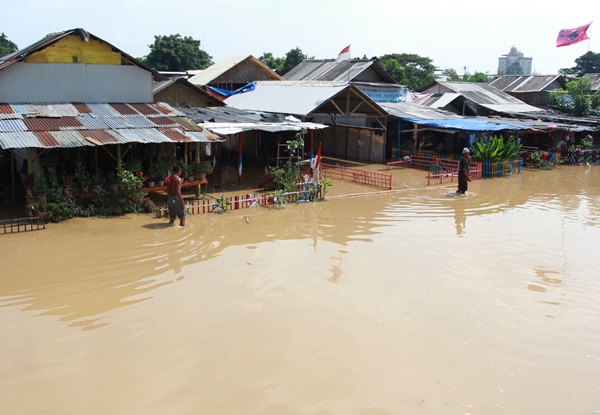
left=560, top=51, right=600, bottom=80
left=378, top=53, right=437, bottom=90
left=0, top=32, right=18, bottom=57
left=549, top=76, right=595, bottom=116
left=259, top=52, right=285, bottom=74
left=281, top=47, right=309, bottom=75
left=141, top=34, right=212, bottom=72
left=463, top=71, right=489, bottom=83
left=442, top=68, right=461, bottom=81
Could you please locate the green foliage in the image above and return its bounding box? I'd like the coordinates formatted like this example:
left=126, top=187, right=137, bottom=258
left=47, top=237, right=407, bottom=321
left=74, top=166, right=91, bottom=187
left=550, top=77, right=595, bottom=116
left=0, top=32, right=18, bottom=56
left=259, top=47, right=311, bottom=75
left=581, top=135, right=594, bottom=149
left=442, top=68, right=460, bottom=81
left=561, top=51, right=600, bottom=78
left=32, top=172, right=47, bottom=194
left=470, top=135, right=521, bottom=162
left=379, top=53, right=437, bottom=90
left=197, top=160, right=213, bottom=174
left=269, top=161, right=300, bottom=192
left=463, top=71, right=489, bottom=83
left=259, top=52, right=285, bottom=74
left=286, top=134, right=304, bottom=156
left=142, top=34, right=212, bottom=71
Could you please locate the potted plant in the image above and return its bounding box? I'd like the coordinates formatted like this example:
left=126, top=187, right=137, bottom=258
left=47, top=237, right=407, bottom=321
left=197, top=161, right=213, bottom=180
left=155, top=158, right=170, bottom=187
left=32, top=172, right=48, bottom=196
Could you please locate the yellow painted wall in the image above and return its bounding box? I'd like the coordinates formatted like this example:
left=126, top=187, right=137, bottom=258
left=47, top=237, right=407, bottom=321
left=24, top=35, right=121, bottom=65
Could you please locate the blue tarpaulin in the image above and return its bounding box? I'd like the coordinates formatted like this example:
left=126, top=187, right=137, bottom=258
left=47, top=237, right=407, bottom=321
left=207, top=82, right=256, bottom=97
left=402, top=118, right=527, bottom=131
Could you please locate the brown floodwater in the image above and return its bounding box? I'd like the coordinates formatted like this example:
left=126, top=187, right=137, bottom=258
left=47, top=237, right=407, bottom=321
left=1, top=166, right=600, bottom=415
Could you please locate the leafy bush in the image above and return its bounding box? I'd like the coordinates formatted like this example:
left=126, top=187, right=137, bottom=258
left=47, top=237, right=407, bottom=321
left=470, top=135, right=521, bottom=162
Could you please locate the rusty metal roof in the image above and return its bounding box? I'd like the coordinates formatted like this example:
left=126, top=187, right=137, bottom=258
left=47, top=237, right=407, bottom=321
left=0, top=102, right=221, bottom=149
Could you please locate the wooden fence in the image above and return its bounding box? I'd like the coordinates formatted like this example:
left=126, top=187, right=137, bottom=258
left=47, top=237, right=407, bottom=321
left=321, top=163, right=392, bottom=190
left=1, top=216, right=46, bottom=235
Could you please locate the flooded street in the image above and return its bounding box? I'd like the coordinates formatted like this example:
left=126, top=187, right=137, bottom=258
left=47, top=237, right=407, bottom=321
left=1, top=166, right=600, bottom=415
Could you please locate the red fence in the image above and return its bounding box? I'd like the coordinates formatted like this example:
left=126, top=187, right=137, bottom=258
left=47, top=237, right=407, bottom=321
left=387, top=153, right=482, bottom=186
left=321, top=163, right=392, bottom=190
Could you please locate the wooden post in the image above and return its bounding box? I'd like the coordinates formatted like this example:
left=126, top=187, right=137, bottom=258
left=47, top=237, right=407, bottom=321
left=310, top=129, right=314, bottom=161
left=116, top=144, right=122, bottom=169
left=238, top=132, right=243, bottom=186
left=184, top=143, right=189, bottom=165
left=396, top=118, right=401, bottom=158
left=11, top=150, right=16, bottom=202
left=195, top=142, right=201, bottom=197
left=413, top=124, right=418, bottom=150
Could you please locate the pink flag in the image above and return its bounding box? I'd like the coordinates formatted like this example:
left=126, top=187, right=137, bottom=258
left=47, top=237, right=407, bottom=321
left=556, top=22, right=592, bottom=47
left=337, top=45, right=351, bottom=61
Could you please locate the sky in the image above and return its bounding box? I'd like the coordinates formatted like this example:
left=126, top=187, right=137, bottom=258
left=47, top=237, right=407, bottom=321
left=2, top=0, right=597, bottom=74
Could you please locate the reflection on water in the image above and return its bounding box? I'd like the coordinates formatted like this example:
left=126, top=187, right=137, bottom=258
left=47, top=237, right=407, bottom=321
left=1, top=167, right=600, bottom=414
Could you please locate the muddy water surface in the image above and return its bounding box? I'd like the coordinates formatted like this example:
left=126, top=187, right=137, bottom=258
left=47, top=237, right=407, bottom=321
left=1, top=167, right=600, bottom=415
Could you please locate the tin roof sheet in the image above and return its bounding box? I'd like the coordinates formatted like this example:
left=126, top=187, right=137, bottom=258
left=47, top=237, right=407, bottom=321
left=22, top=117, right=83, bottom=131
left=0, top=118, right=28, bottom=132
left=33, top=131, right=62, bottom=148
left=489, top=75, right=564, bottom=93
left=110, top=103, right=139, bottom=115
left=77, top=114, right=110, bottom=129
left=284, top=59, right=397, bottom=84
left=50, top=130, right=93, bottom=147
left=86, top=103, right=123, bottom=117
left=0, top=131, right=44, bottom=149
left=130, top=103, right=160, bottom=115
left=80, top=129, right=119, bottom=145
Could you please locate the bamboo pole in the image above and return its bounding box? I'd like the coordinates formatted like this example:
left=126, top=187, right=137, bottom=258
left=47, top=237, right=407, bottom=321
left=195, top=142, right=201, bottom=197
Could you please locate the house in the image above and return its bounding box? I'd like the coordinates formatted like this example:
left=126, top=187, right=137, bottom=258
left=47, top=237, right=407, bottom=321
left=0, top=28, right=219, bottom=210
left=225, top=81, right=388, bottom=162
left=489, top=75, right=566, bottom=107
left=416, top=81, right=543, bottom=116
left=153, top=78, right=224, bottom=107
left=584, top=73, right=600, bottom=92
left=187, top=55, right=283, bottom=91
left=284, top=58, right=408, bottom=104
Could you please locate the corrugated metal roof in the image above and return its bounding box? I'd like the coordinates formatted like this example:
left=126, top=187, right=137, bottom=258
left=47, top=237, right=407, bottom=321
left=149, top=117, right=179, bottom=126
left=225, top=81, right=349, bottom=115
left=0, top=118, right=28, bottom=132
left=50, top=131, right=93, bottom=147
left=186, top=131, right=221, bottom=142
left=130, top=103, right=160, bottom=115
left=381, top=101, right=463, bottom=120
left=110, top=103, right=139, bottom=115
left=284, top=59, right=397, bottom=84
left=22, top=117, right=83, bottom=131
left=424, top=81, right=543, bottom=113
left=0, top=102, right=219, bottom=149
left=80, top=129, right=119, bottom=145
left=0, top=104, right=15, bottom=114
left=0, top=131, right=44, bottom=148
left=77, top=114, right=110, bottom=129
left=34, top=131, right=62, bottom=148
left=86, top=103, right=123, bottom=117
left=489, top=75, right=564, bottom=93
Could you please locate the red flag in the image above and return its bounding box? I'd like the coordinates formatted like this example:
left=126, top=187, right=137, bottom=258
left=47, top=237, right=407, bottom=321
left=556, top=22, right=592, bottom=47
left=337, top=45, right=351, bottom=61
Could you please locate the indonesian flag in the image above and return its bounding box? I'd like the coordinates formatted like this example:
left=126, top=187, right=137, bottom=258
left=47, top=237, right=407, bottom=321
left=337, top=45, right=351, bottom=61
left=556, top=22, right=592, bottom=47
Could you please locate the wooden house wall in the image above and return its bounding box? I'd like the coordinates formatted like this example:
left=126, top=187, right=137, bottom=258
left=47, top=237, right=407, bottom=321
left=154, top=83, right=218, bottom=107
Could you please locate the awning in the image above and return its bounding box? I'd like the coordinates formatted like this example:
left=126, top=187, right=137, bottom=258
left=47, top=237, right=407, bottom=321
left=402, top=118, right=531, bottom=132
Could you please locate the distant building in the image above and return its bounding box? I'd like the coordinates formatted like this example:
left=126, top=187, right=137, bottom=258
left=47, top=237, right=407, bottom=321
left=498, top=46, right=532, bottom=76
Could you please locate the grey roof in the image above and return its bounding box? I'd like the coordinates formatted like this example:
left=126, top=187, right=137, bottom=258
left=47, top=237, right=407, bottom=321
left=489, top=75, right=565, bottom=93
left=381, top=101, right=463, bottom=120
left=423, top=81, right=543, bottom=113
left=584, top=73, right=600, bottom=91
left=284, top=59, right=397, bottom=84
left=225, top=81, right=350, bottom=115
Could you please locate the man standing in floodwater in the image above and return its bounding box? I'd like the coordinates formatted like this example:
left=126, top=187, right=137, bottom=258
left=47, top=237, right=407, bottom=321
left=457, top=147, right=471, bottom=195
left=166, top=165, right=186, bottom=226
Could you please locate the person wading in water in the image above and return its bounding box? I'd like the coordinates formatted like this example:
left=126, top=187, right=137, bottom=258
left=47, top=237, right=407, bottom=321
left=166, top=165, right=186, bottom=226
left=457, top=147, right=471, bottom=195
